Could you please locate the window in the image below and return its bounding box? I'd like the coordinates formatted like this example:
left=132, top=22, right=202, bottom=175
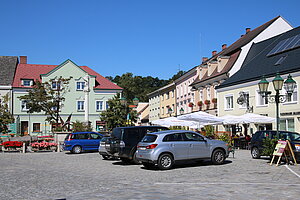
left=33, top=123, right=40, bottom=132
left=199, top=90, right=203, bottom=101
left=162, top=107, right=164, bottom=115
left=96, top=101, right=104, bottom=111
left=90, top=133, right=102, bottom=140
left=142, top=134, right=157, bottom=143
left=207, top=87, right=211, bottom=100
left=21, top=100, right=29, bottom=111
left=76, top=82, right=85, bottom=91
left=106, top=102, right=109, bottom=110
left=257, top=91, right=268, bottom=106
left=161, top=94, right=164, bottom=101
left=163, top=133, right=184, bottom=142
left=166, top=92, right=169, bottom=100
left=22, top=79, right=33, bottom=86
left=77, top=101, right=84, bottom=111
left=184, top=132, right=204, bottom=141
left=225, top=95, right=233, bottom=110
left=280, top=118, right=295, bottom=132
left=52, top=81, right=61, bottom=90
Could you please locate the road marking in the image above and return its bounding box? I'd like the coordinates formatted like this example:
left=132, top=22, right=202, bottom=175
left=285, top=165, right=300, bottom=179
left=155, top=182, right=300, bottom=186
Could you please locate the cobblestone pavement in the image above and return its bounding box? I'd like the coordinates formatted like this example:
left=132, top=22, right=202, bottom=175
left=1, top=150, right=300, bottom=200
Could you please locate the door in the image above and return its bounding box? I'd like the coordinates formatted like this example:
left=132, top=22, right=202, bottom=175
left=89, top=133, right=103, bottom=150
left=183, top=132, right=210, bottom=159
left=163, top=133, right=189, bottom=160
left=21, top=121, right=28, bottom=136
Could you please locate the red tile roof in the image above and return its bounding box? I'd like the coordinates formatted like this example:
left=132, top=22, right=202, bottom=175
left=13, top=63, right=122, bottom=90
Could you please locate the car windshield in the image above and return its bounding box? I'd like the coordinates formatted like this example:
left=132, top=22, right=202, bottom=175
left=288, top=132, right=300, bottom=141
left=142, top=134, right=157, bottom=143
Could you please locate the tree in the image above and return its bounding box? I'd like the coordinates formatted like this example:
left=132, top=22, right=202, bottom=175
left=72, top=120, right=92, bottom=132
left=100, top=93, right=138, bottom=130
left=19, top=76, right=72, bottom=129
left=0, top=94, right=14, bottom=133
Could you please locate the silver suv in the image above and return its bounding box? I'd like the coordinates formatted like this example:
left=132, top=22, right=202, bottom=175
left=136, top=130, right=229, bottom=170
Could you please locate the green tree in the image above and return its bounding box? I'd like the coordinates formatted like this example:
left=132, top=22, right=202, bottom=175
left=262, top=137, right=278, bottom=157
left=72, top=120, right=92, bottom=132
left=0, top=94, right=14, bottom=133
left=18, top=77, right=72, bottom=128
left=100, top=94, right=138, bottom=130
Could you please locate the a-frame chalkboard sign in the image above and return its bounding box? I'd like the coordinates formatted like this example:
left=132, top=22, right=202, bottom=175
left=270, top=140, right=297, bottom=166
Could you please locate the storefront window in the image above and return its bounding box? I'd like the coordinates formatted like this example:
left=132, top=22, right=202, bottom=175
left=280, top=118, right=295, bottom=132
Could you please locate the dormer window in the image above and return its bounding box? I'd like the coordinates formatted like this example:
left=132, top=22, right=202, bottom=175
left=22, top=79, right=33, bottom=86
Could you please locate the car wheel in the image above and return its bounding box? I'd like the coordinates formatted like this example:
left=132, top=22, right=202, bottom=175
left=102, top=155, right=109, bottom=160
left=251, top=147, right=261, bottom=159
left=157, top=153, right=174, bottom=170
left=142, top=162, right=155, bottom=169
left=72, top=146, right=82, bottom=154
left=211, top=149, right=225, bottom=165
left=132, top=151, right=141, bottom=165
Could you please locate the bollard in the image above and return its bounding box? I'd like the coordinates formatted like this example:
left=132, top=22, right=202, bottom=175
left=57, top=142, right=60, bottom=152
left=22, top=142, right=26, bottom=153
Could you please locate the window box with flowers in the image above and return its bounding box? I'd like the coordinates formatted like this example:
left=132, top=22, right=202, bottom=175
left=188, top=102, right=194, bottom=108
left=204, top=100, right=211, bottom=105
left=30, top=141, right=58, bottom=152
left=197, top=101, right=203, bottom=110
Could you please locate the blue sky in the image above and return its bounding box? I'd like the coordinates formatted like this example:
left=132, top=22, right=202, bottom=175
left=1, top=0, right=300, bottom=79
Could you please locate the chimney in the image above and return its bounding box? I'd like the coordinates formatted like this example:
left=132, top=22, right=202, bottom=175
left=212, top=51, right=217, bottom=56
left=202, top=57, right=208, bottom=63
left=246, top=28, right=251, bottom=33
left=20, top=56, right=27, bottom=64
left=222, top=44, right=227, bottom=50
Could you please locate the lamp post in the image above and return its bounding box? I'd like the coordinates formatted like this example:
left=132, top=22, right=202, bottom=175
left=258, top=73, right=296, bottom=136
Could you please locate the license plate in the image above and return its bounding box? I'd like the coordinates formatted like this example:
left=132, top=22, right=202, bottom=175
left=139, top=147, right=146, bottom=150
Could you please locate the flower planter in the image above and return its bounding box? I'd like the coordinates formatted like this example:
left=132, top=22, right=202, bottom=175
left=1, top=141, right=23, bottom=152
left=30, top=141, right=58, bottom=152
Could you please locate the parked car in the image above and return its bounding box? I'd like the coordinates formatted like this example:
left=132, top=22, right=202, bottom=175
left=136, top=130, right=229, bottom=170
left=105, top=126, right=169, bottom=164
left=250, top=130, right=300, bottom=160
left=99, top=136, right=118, bottom=160
left=64, top=132, right=104, bottom=154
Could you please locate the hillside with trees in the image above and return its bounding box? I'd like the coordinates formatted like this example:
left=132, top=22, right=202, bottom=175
left=106, top=70, right=185, bottom=102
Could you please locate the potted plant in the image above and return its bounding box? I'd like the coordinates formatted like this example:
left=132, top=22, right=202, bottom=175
left=188, top=102, right=194, bottom=107
left=204, top=100, right=211, bottom=105
left=212, top=98, right=217, bottom=104
left=197, top=101, right=203, bottom=107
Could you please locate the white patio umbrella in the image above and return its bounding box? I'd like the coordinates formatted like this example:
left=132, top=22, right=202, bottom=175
left=220, top=115, right=245, bottom=125
left=152, top=117, right=199, bottom=127
left=240, top=113, right=275, bottom=124
left=218, top=113, right=275, bottom=125
left=177, top=111, right=224, bottom=125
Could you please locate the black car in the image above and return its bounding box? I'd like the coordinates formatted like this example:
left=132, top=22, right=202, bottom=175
left=250, top=130, right=300, bottom=160
left=103, top=126, right=169, bottom=164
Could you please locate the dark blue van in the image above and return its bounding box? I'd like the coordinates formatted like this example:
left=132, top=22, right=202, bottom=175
left=64, top=132, right=103, bottom=154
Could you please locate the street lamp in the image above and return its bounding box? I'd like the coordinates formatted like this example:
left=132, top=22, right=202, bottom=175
left=258, top=73, right=296, bottom=136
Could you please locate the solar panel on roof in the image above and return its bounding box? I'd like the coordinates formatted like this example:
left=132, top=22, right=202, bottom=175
left=267, top=33, right=300, bottom=56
